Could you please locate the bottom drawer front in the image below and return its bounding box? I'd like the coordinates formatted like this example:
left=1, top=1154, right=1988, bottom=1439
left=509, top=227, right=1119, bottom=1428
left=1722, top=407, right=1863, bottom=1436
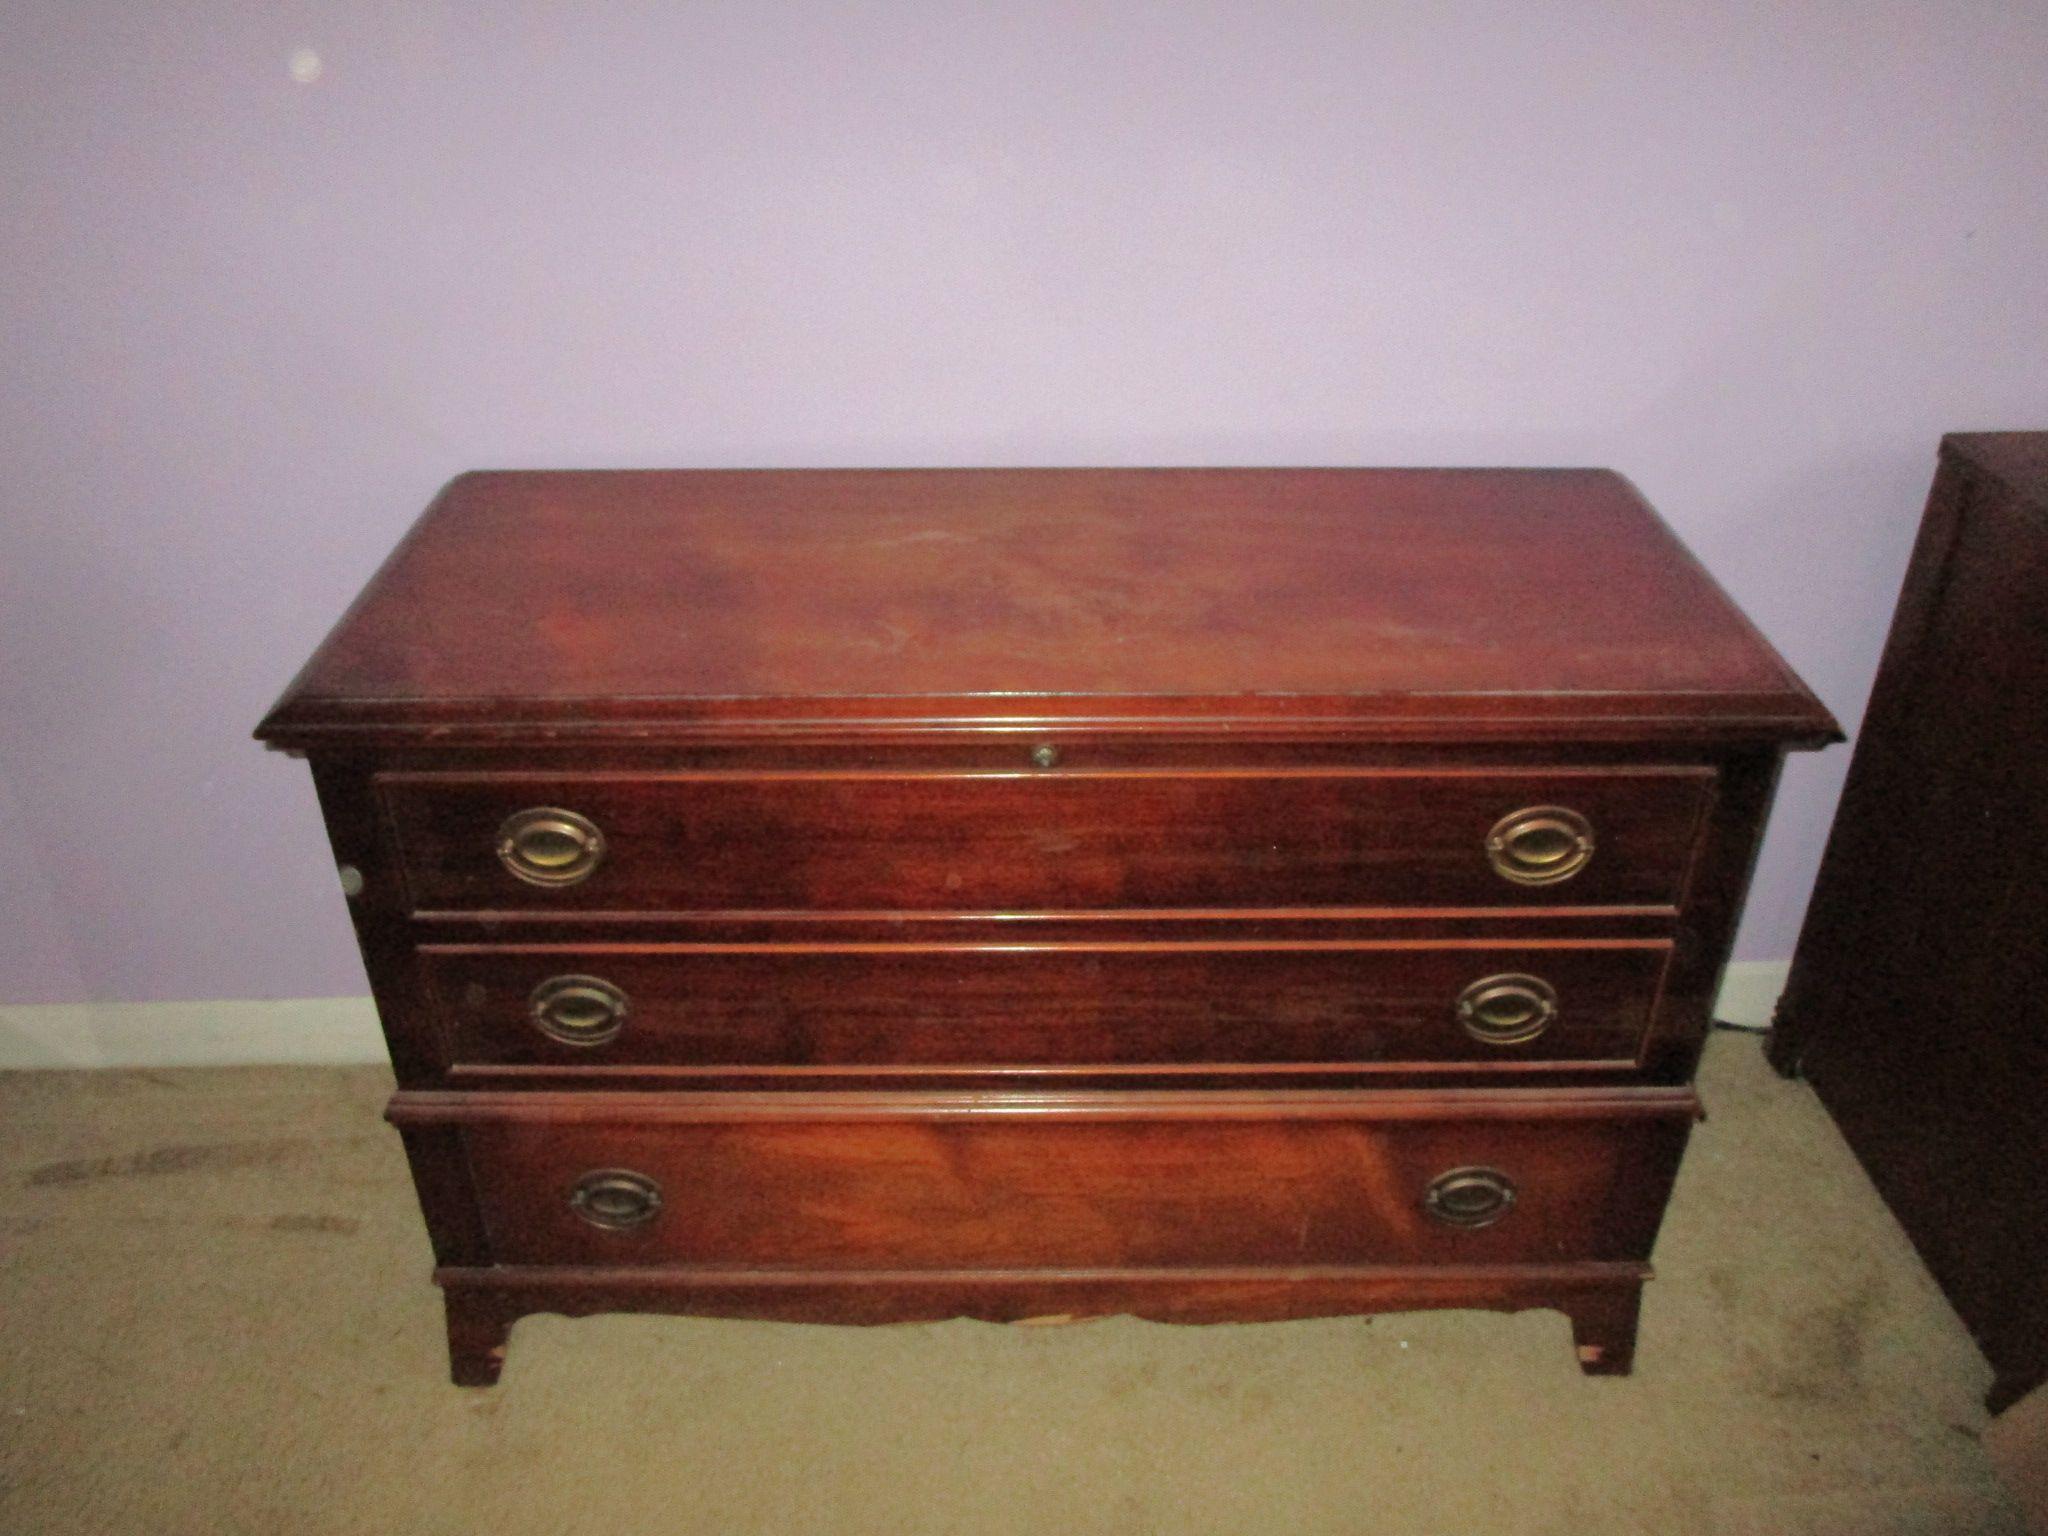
left=445, top=1096, right=1693, bottom=1270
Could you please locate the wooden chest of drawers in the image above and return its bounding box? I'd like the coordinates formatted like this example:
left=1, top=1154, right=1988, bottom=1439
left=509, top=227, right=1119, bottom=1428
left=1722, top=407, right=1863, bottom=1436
left=257, top=468, right=1836, bottom=1385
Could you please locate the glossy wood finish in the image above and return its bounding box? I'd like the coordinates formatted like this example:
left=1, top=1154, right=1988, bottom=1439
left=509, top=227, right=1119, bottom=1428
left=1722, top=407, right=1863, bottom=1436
left=1769, top=433, right=2048, bottom=1413
left=420, top=940, right=1673, bottom=1077
left=257, top=469, right=1834, bottom=749
left=396, top=1088, right=1695, bottom=1272
left=380, top=767, right=1712, bottom=915
left=318, top=748, right=1792, bottom=1095
left=257, top=468, right=1836, bottom=1384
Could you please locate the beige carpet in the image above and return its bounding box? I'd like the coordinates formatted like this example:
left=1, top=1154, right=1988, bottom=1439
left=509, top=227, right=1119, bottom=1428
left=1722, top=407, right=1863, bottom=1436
left=0, top=1033, right=2027, bottom=1534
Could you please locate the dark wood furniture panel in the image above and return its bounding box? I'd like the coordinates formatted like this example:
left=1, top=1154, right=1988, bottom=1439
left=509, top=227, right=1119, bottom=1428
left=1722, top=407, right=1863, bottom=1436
left=420, top=940, right=1673, bottom=1076
left=379, top=767, right=1713, bottom=915
left=258, top=467, right=1836, bottom=1384
left=1769, top=433, right=2048, bottom=1413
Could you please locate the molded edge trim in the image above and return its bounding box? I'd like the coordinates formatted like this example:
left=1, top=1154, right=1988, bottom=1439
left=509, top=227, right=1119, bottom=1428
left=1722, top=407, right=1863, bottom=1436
left=386, top=1084, right=1703, bottom=1124
left=436, top=1260, right=1655, bottom=1290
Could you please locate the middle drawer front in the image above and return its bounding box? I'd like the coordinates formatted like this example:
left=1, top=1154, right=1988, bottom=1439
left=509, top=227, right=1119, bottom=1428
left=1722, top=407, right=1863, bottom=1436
left=420, top=942, right=1672, bottom=1075
left=379, top=767, right=1713, bottom=915
left=413, top=1091, right=1697, bottom=1270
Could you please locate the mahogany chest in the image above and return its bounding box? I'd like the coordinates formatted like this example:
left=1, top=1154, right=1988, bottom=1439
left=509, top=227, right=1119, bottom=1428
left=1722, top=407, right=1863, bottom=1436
left=256, top=468, right=1836, bottom=1385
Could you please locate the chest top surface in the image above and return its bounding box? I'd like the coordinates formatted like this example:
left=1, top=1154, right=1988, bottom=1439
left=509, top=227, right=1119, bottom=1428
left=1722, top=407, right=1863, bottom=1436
left=257, top=468, right=1836, bottom=747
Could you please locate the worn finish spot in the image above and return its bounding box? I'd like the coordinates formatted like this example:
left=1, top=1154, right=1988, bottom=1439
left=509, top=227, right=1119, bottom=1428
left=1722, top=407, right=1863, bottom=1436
left=25, top=1137, right=371, bottom=1187
left=268, top=1213, right=360, bottom=1235
left=1740, top=1274, right=1887, bottom=1402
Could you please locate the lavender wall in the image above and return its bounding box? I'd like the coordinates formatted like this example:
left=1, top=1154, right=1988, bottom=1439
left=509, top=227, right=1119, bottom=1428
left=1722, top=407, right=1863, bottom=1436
left=3, top=2, right=2045, bottom=1005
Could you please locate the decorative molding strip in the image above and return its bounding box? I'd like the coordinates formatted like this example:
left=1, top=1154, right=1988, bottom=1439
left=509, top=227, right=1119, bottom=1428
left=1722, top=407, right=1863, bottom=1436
left=0, top=960, right=1794, bottom=1071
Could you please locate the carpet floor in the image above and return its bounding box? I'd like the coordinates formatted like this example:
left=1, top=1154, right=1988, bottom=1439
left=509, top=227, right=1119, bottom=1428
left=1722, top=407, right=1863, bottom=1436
left=0, top=1032, right=2027, bottom=1534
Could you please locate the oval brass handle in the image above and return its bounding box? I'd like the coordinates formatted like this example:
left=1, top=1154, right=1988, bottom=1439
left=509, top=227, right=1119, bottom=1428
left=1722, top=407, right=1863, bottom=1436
left=1485, top=806, right=1594, bottom=886
left=569, top=1169, right=663, bottom=1231
left=1456, top=974, right=1559, bottom=1046
left=496, top=807, right=606, bottom=887
left=1424, top=1167, right=1518, bottom=1229
left=529, top=975, right=630, bottom=1047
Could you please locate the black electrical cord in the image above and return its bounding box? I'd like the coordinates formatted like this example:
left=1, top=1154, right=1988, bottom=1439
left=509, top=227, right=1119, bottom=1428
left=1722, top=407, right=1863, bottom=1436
left=1710, top=1017, right=1772, bottom=1034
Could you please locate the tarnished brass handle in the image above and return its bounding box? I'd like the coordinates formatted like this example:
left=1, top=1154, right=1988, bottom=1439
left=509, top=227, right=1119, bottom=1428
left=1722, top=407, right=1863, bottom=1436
left=1424, top=1167, right=1518, bottom=1228
left=495, top=807, right=606, bottom=887
left=1485, top=806, right=1594, bottom=886
left=1456, top=974, right=1559, bottom=1046
left=529, top=975, right=630, bottom=1047
left=569, top=1169, right=663, bottom=1231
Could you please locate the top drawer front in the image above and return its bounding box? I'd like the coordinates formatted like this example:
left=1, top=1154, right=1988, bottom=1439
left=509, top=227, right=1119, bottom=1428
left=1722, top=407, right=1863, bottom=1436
left=380, top=768, right=1712, bottom=916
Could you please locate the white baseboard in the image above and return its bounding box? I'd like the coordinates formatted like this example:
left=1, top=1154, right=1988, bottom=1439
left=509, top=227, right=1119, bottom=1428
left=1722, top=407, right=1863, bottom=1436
left=0, top=960, right=1797, bottom=1071
left=0, top=997, right=387, bottom=1070
left=1711, top=960, right=1791, bottom=1029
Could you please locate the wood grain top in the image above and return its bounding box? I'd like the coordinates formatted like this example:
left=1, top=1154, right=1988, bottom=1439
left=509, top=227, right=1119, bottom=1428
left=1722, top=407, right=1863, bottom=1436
left=257, top=469, right=1837, bottom=747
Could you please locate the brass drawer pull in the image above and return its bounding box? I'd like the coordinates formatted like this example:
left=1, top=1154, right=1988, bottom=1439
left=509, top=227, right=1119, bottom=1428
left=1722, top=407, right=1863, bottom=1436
left=529, top=975, right=630, bottom=1047
left=1486, top=806, right=1594, bottom=886
left=1456, top=974, right=1559, bottom=1045
left=496, top=807, right=606, bottom=887
left=569, top=1169, right=663, bottom=1231
left=1424, top=1167, right=1518, bottom=1228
